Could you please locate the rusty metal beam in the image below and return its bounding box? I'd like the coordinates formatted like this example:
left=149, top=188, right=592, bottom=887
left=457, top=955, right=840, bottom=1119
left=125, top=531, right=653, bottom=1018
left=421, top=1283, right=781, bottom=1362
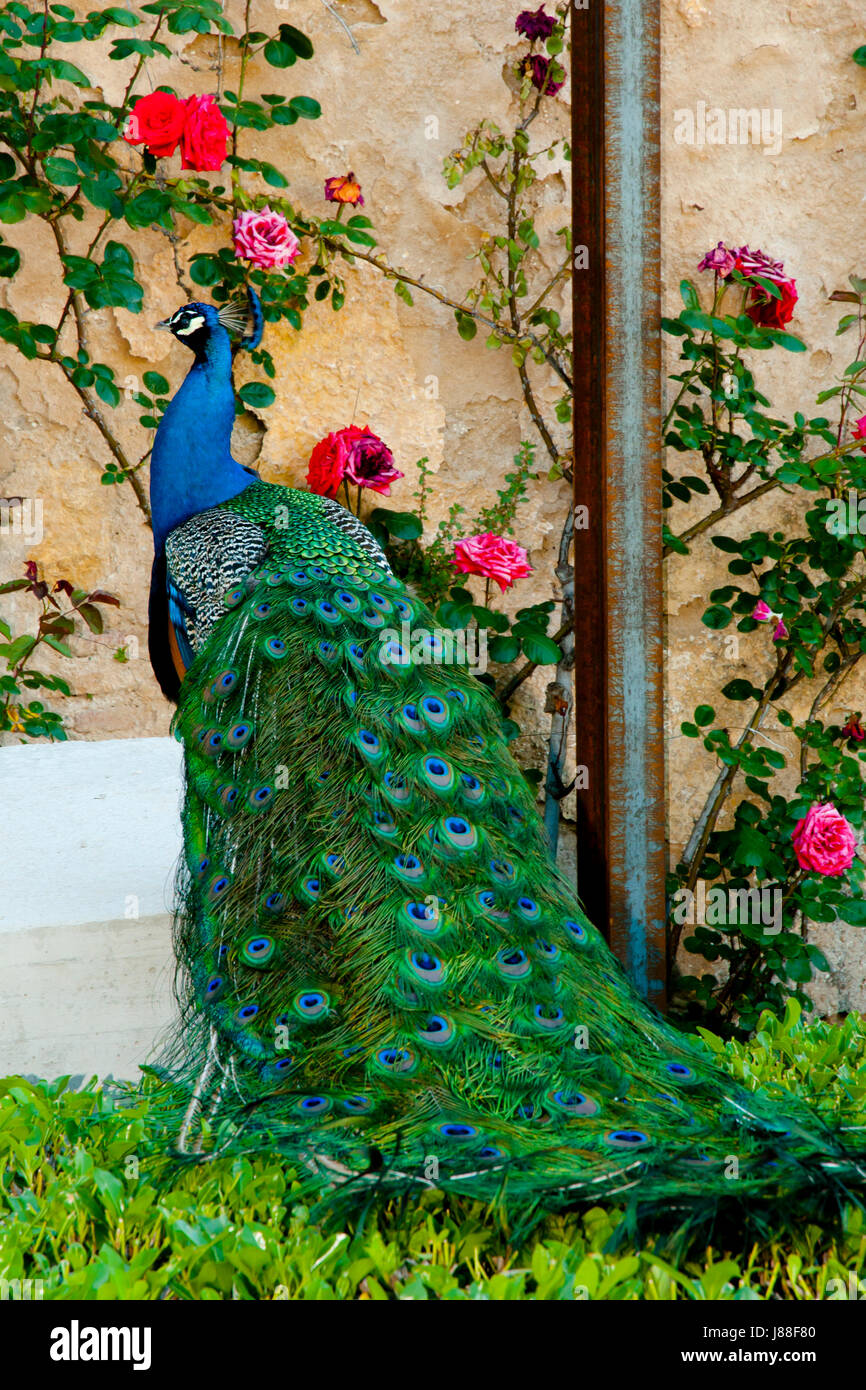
left=571, top=0, right=667, bottom=1004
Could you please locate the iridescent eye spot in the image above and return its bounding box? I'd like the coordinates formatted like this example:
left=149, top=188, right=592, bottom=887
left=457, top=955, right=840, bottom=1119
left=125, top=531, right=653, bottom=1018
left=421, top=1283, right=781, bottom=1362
left=376, top=1046, right=416, bottom=1074
left=289, top=569, right=310, bottom=586
left=264, top=636, right=287, bottom=660
left=496, top=947, right=531, bottom=980
left=290, top=597, right=310, bottom=616
left=533, top=1003, right=565, bottom=1029
left=565, top=919, right=587, bottom=945
left=605, top=1129, right=651, bottom=1149
left=342, top=1095, right=371, bottom=1113
left=225, top=722, right=253, bottom=749
left=310, top=566, right=328, bottom=580
left=393, top=853, right=425, bottom=882
left=297, top=1095, right=331, bottom=1115
left=265, top=892, right=285, bottom=913
left=247, top=785, right=274, bottom=811
left=208, top=874, right=230, bottom=900
left=205, top=975, right=223, bottom=998
left=516, top=896, right=541, bottom=922
left=237, top=1003, right=259, bottom=1023
left=547, top=1089, right=599, bottom=1117
left=439, top=1123, right=476, bottom=1139
left=665, top=1062, right=695, bottom=1081
left=446, top=688, right=468, bottom=706
left=254, top=602, right=272, bottom=619
left=295, top=990, right=329, bottom=1019
left=380, top=638, right=409, bottom=666
left=205, top=730, right=223, bottom=753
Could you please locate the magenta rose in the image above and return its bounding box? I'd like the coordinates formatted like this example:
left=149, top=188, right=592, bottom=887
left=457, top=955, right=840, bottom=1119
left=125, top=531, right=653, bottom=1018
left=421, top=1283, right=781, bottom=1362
left=233, top=208, right=300, bottom=271
left=527, top=54, right=565, bottom=96
left=342, top=426, right=403, bottom=495
left=453, top=533, right=533, bottom=593
left=791, top=803, right=857, bottom=877
left=516, top=6, right=556, bottom=41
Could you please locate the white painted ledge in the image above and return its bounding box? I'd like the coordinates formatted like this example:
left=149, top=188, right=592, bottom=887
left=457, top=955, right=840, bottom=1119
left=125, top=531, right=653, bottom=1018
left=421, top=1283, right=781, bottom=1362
left=0, top=738, right=184, bottom=1079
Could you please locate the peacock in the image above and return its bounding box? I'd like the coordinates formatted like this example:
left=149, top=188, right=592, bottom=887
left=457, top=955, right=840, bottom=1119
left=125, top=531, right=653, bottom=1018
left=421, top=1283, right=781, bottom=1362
left=145, top=288, right=866, bottom=1236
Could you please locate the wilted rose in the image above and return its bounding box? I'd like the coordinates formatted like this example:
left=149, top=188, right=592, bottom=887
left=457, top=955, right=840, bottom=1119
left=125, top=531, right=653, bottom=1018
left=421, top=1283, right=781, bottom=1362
left=324, top=172, right=364, bottom=206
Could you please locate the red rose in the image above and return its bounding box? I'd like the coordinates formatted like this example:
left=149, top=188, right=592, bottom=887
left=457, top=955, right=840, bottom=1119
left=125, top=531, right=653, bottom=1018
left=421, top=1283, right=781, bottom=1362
left=306, top=431, right=352, bottom=499
left=181, top=94, right=230, bottom=173
left=744, top=276, right=798, bottom=329
left=123, top=90, right=187, bottom=158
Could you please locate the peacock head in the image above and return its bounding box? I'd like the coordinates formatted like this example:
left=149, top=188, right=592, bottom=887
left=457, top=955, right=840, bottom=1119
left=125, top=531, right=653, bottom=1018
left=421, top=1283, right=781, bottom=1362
left=156, top=288, right=263, bottom=354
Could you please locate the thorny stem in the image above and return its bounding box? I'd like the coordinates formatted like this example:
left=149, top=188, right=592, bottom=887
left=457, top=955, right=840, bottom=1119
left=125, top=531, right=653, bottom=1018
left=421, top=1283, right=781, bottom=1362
left=323, top=238, right=573, bottom=392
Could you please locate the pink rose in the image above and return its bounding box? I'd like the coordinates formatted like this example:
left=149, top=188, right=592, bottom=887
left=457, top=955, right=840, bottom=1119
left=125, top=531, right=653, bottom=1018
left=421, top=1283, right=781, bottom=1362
left=181, top=94, right=229, bottom=172
left=792, top=803, right=858, bottom=877
left=452, top=533, right=533, bottom=593
left=752, top=599, right=787, bottom=641
left=233, top=208, right=300, bottom=271
left=853, top=415, right=866, bottom=454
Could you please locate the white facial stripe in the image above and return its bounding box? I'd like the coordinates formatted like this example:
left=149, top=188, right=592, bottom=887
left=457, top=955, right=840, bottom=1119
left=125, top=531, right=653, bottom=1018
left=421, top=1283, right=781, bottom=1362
left=175, top=314, right=205, bottom=336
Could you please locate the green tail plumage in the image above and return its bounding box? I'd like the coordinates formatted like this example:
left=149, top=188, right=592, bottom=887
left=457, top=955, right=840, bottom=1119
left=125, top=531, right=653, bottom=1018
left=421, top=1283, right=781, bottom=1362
left=152, top=479, right=866, bottom=1232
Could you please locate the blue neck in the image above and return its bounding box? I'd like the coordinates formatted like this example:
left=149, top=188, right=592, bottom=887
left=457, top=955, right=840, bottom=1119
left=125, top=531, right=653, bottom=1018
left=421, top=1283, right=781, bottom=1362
left=150, top=327, right=253, bottom=552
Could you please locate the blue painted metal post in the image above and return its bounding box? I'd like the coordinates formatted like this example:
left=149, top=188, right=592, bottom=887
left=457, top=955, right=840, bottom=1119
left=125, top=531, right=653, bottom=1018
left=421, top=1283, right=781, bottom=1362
left=572, top=0, right=667, bottom=1003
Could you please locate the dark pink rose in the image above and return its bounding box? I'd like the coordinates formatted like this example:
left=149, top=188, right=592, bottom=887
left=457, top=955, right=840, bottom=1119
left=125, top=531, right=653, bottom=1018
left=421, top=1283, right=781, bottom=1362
left=792, top=803, right=857, bottom=877
left=452, top=533, right=533, bottom=592
left=233, top=208, right=300, bottom=271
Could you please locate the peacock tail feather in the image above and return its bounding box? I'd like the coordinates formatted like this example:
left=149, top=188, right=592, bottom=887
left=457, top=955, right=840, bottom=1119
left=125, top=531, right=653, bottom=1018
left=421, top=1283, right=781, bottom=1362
left=149, top=477, right=866, bottom=1231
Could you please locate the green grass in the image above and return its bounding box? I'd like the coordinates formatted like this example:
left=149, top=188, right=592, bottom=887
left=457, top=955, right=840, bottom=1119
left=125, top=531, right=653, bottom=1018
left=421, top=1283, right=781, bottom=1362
left=2, top=1003, right=866, bottom=1300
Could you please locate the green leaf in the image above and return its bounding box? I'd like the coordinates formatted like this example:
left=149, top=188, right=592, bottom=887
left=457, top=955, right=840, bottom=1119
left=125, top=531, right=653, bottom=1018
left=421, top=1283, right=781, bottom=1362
left=721, top=678, right=761, bottom=701
left=369, top=508, right=422, bottom=540
left=488, top=634, right=520, bottom=664
left=263, top=38, right=296, bottom=68
left=521, top=632, right=561, bottom=665
left=455, top=311, right=477, bottom=341
left=838, top=899, right=866, bottom=926
left=238, top=381, right=276, bottom=409
left=288, top=96, right=321, bottom=120
left=694, top=704, right=715, bottom=727
left=853, top=44, right=866, bottom=67
left=43, top=156, right=79, bottom=186
left=143, top=371, right=169, bottom=396
left=0, top=243, right=20, bottom=277
left=279, top=23, right=314, bottom=59
left=702, top=605, right=733, bottom=630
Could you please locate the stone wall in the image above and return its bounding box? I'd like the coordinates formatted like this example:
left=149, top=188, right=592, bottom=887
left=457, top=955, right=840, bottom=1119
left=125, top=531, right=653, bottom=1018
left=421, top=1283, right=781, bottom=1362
left=662, top=0, right=866, bottom=1009
left=0, top=0, right=572, bottom=770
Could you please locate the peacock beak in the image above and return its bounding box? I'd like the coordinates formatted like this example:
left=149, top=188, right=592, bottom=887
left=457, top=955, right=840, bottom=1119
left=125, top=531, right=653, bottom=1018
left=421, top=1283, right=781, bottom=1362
left=155, top=318, right=172, bottom=330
